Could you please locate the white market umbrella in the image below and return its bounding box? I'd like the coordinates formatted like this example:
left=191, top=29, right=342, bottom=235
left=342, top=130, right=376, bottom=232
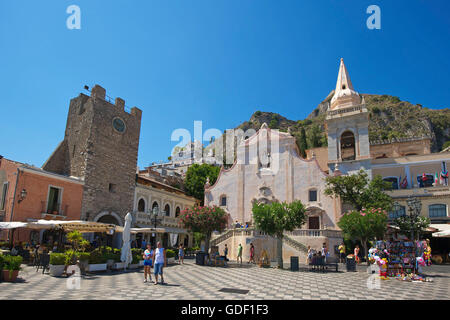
left=120, top=212, right=133, bottom=269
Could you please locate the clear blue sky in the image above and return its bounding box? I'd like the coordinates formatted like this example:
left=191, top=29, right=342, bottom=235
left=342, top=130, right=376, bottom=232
left=1, top=0, right=449, bottom=169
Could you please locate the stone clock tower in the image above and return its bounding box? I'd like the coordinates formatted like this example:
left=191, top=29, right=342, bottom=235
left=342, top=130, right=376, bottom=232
left=325, top=59, right=372, bottom=178
left=43, top=85, right=142, bottom=226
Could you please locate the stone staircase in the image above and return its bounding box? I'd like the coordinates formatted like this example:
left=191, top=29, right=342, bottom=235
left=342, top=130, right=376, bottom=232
left=283, top=235, right=308, bottom=253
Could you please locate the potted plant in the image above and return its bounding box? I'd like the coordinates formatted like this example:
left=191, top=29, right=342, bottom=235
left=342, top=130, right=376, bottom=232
left=130, top=248, right=144, bottom=268
left=2, top=255, right=23, bottom=282
left=166, top=249, right=176, bottom=264
left=112, top=252, right=127, bottom=270
left=77, top=252, right=90, bottom=275
left=87, top=249, right=107, bottom=272
left=49, top=253, right=66, bottom=277
left=129, top=253, right=141, bottom=269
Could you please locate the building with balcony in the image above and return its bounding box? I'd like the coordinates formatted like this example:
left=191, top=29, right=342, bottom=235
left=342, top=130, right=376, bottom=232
left=0, top=156, right=84, bottom=243
left=132, top=174, right=198, bottom=248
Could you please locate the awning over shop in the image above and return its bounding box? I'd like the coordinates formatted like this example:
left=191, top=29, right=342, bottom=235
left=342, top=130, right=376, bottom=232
left=130, top=227, right=166, bottom=234
left=431, top=224, right=450, bottom=238
left=0, top=222, right=29, bottom=229
left=1, top=220, right=118, bottom=234
left=131, top=225, right=188, bottom=234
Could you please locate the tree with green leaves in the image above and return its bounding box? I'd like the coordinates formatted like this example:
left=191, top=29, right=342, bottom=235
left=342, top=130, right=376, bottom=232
left=324, top=169, right=393, bottom=211
left=252, top=200, right=307, bottom=268
left=184, top=163, right=221, bottom=205
left=308, top=124, right=322, bottom=148
left=297, top=127, right=307, bottom=158
left=393, top=215, right=430, bottom=241
left=179, top=205, right=228, bottom=255
left=338, top=208, right=388, bottom=265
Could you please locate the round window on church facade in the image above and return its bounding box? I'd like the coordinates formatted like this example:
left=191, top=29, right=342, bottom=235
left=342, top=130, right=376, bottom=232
left=112, top=117, right=126, bottom=133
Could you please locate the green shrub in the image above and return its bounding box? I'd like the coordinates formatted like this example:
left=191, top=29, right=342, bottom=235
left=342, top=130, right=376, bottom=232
left=103, top=252, right=120, bottom=262
left=166, top=249, right=176, bottom=258
left=0, top=242, right=10, bottom=249
left=50, top=253, right=66, bottom=265
left=131, top=248, right=143, bottom=256
left=254, top=111, right=262, bottom=116
left=64, top=250, right=79, bottom=265
left=132, top=254, right=140, bottom=264
left=3, top=255, right=23, bottom=271
left=89, top=249, right=107, bottom=264
left=0, top=254, right=4, bottom=271
left=78, top=252, right=90, bottom=262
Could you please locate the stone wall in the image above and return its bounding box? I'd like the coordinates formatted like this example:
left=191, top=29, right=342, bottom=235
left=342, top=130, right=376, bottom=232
left=43, top=85, right=142, bottom=224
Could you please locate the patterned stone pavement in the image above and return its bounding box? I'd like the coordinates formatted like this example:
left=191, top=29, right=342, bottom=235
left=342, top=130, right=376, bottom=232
left=1, top=260, right=449, bottom=300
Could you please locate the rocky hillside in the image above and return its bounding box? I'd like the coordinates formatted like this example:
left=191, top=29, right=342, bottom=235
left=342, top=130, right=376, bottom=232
left=207, top=93, right=450, bottom=158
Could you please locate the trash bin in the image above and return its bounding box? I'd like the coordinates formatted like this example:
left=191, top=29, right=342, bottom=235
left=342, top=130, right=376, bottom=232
left=290, top=256, right=299, bottom=271
left=196, top=252, right=206, bottom=265
left=346, top=257, right=356, bottom=272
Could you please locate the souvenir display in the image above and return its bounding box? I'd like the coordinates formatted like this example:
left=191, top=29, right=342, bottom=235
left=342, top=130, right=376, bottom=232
left=372, top=240, right=432, bottom=281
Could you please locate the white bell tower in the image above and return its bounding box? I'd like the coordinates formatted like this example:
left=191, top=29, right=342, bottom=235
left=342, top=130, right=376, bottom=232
left=326, top=58, right=372, bottom=177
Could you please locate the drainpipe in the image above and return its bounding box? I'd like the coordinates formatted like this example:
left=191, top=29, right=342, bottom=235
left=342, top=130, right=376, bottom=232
left=8, top=167, right=20, bottom=244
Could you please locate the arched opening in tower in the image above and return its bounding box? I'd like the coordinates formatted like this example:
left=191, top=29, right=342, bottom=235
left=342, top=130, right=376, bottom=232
left=340, top=131, right=356, bottom=161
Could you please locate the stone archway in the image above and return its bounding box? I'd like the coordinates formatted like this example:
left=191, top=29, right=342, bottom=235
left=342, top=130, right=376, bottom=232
left=92, top=211, right=123, bottom=248
left=305, top=206, right=326, bottom=230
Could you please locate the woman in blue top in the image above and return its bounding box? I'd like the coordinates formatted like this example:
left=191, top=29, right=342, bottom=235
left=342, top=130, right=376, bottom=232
left=178, top=244, right=185, bottom=265
left=142, top=244, right=153, bottom=283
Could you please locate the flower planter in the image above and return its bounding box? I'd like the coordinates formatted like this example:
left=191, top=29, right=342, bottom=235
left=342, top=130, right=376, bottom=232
left=87, top=263, right=107, bottom=272
left=2, top=270, right=19, bottom=282
left=49, top=264, right=66, bottom=277
left=112, top=262, right=127, bottom=270
left=167, top=257, right=175, bottom=264
left=138, top=260, right=144, bottom=266
left=106, top=259, right=115, bottom=269
left=129, top=263, right=139, bottom=269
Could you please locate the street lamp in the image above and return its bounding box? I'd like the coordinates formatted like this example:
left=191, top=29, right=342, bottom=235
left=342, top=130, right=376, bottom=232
left=152, top=207, right=163, bottom=229
left=406, top=196, right=422, bottom=241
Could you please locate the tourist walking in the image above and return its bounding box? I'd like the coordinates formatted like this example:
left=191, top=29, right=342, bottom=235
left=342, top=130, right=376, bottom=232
left=237, top=243, right=243, bottom=264
left=338, top=242, right=346, bottom=263
left=354, top=245, right=360, bottom=264
left=248, top=243, right=255, bottom=264
left=224, top=244, right=229, bottom=261
left=142, top=244, right=153, bottom=283
left=152, top=242, right=167, bottom=285
left=321, top=243, right=328, bottom=263
left=178, top=244, right=185, bottom=264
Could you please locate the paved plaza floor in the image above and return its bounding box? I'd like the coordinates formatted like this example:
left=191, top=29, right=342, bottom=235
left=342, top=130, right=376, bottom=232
left=1, top=260, right=449, bottom=300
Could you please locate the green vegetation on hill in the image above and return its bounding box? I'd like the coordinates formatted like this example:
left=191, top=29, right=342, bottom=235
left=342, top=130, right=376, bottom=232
left=236, top=93, right=449, bottom=155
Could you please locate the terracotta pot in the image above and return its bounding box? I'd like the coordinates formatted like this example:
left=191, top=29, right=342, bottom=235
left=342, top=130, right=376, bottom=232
left=2, top=270, right=19, bottom=282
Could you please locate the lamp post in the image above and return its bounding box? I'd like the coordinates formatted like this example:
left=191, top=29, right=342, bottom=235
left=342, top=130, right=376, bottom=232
left=151, top=207, right=163, bottom=246
left=406, top=196, right=422, bottom=241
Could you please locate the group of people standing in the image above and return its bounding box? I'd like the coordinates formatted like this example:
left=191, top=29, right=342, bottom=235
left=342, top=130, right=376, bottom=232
left=306, top=243, right=330, bottom=264
left=142, top=242, right=186, bottom=285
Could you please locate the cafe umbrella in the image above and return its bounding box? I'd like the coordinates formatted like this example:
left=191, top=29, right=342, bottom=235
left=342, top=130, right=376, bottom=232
left=120, top=212, right=133, bottom=269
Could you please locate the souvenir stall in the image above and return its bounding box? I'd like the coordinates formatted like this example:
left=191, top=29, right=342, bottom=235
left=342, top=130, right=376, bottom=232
left=368, top=240, right=433, bottom=282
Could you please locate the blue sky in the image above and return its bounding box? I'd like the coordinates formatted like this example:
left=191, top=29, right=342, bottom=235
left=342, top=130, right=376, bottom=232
left=1, top=0, right=449, bottom=169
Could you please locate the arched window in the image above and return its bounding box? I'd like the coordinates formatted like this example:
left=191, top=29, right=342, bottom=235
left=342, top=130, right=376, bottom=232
left=340, top=131, right=356, bottom=161
left=175, top=207, right=181, bottom=217
left=220, top=195, right=227, bottom=206
left=152, top=201, right=159, bottom=214
left=389, top=205, right=406, bottom=219
left=429, top=204, right=447, bottom=218
left=138, top=198, right=146, bottom=212
left=164, top=204, right=170, bottom=217
left=383, top=177, right=399, bottom=190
